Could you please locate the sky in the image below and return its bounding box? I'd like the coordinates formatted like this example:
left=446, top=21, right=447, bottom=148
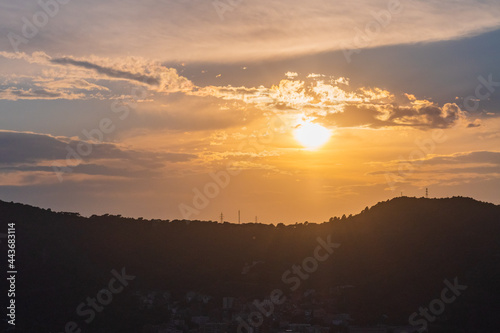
left=0, top=0, right=499, bottom=223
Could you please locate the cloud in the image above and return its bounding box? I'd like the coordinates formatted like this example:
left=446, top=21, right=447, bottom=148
left=39, top=78, right=110, bottom=92
left=0, top=52, right=194, bottom=100
left=50, top=57, right=160, bottom=85
left=0, top=51, right=477, bottom=129
left=385, top=103, right=467, bottom=128
left=0, top=51, right=50, bottom=64
left=0, top=163, right=164, bottom=179
left=370, top=150, right=500, bottom=190
left=50, top=56, right=194, bottom=93
left=0, top=81, right=108, bottom=101
left=0, top=131, right=196, bottom=180
left=319, top=100, right=467, bottom=129
left=1, top=0, right=499, bottom=62
left=371, top=151, right=500, bottom=174
left=194, top=77, right=384, bottom=114
left=200, top=76, right=469, bottom=129
left=1, top=87, right=62, bottom=99
left=467, top=119, right=482, bottom=128
left=424, top=151, right=500, bottom=166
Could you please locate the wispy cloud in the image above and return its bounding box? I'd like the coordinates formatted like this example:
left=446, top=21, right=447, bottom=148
left=0, top=52, right=194, bottom=100
left=369, top=150, right=500, bottom=188
left=0, top=130, right=196, bottom=185
left=2, top=0, right=499, bottom=62
left=48, top=55, right=194, bottom=93
left=50, top=57, right=160, bottom=85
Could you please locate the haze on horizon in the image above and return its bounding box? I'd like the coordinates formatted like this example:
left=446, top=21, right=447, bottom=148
left=0, top=0, right=500, bottom=223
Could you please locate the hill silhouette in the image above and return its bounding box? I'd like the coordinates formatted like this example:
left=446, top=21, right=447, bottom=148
left=1, top=196, right=500, bottom=332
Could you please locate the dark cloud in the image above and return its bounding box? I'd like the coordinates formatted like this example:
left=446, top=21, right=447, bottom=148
left=388, top=103, right=463, bottom=128
left=319, top=103, right=464, bottom=129
left=0, top=131, right=67, bottom=164
left=51, top=57, right=159, bottom=86
left=0, top=131, right=195, bottom=166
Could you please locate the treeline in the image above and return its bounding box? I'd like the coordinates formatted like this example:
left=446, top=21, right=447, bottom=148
left=1, top=196, right=499, bottom=332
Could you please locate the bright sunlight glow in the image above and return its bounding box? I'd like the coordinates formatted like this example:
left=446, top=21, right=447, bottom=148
left=293, top=121, right=331, bottom=150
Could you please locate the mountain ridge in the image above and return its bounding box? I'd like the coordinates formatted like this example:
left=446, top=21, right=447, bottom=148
left=1, top=196, right=500, bottom=332
left=1, top=195, right=498, bottom=225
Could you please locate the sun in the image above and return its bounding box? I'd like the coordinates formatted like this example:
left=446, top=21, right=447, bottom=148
left=293, top=121, right=331, bottom=150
